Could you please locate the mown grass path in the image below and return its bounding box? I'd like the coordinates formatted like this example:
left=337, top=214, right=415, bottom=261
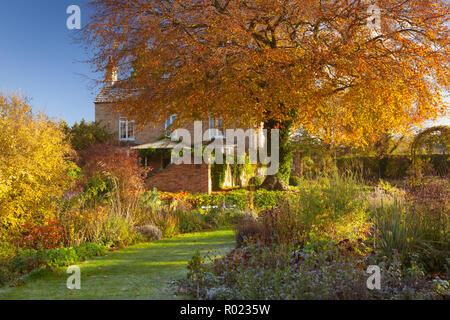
left=0, top=228, right=235, bottom=300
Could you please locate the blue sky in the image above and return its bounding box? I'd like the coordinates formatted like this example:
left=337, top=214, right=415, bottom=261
left=0, top=0, right=448, bottom=127
left=0, top=0, right=96, bottom=125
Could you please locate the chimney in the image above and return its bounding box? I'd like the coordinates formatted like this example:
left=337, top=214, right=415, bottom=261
left=105, top=58, right=118, bottom=85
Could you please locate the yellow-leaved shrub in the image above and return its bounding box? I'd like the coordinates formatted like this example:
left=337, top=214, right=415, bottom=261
left=0, top=94, right=75, bottom=232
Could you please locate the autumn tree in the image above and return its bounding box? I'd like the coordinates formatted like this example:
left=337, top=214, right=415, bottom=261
left=81, top=0, right=449, bottom=187
left=0, top=95, right=76, bottom=232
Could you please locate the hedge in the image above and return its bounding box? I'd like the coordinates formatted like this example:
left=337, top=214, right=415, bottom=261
left=336, top=155, right=448, bottom=180
left=163, top=189, right=293, bottom=211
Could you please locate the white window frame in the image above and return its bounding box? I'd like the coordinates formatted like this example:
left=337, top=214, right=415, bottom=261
left=119, top=117, right=135, bottom=142
left=208, top=118, right=224, bottom=140
left=165, top=115, right=178, bottom=140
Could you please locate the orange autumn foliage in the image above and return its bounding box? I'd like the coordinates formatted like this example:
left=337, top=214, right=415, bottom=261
left=82, top=0, right=449, bottom=146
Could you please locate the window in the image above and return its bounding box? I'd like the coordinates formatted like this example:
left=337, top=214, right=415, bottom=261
left=119, top=118, right=135, bottom=141
left=208, top=118, right=224, bottom=140
left=165, top=115, right=178, bottom=139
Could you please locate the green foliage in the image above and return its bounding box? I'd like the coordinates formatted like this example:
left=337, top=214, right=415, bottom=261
left=8, top=249, right=46, bottom=275
left=187, top=250, right=205, bottom=280
left=223, top=190, right=249, bottom=210
left=249, top=176, right=263, bottom=187
left=186, top=192, right=246, bottom=210
left=0, top=238, right=17, bottom=264
left=150, top=212, right=180, bottom=238
left=138, top=148, right=171, bottom=168
left=0, top=266, right=11, bottom=286
left=66, top=119, right=112, bottom=151
left=185, top=189, right=284, bottom=211
left=97, top=214, right=135, bottom=247
left=337, top=155, right=449, bottom=180
left=83, top=174, right=115, bottom=205
left=74, top=243, right=109, bottom=260
left=253, top=189, right=283, bottom=209
left=7, top=243, right=108, bottom=276
left=289, top=176, right=302, bottom=186
left=44, top=248, right=80, bottom=269
left=371, top=177, right=449, bottom=273
left=411, top=126, right=449, bottom=161
left=140, top=189, right=163, bottom=211
left=373, top=199, right=418, bottom=263
left=177, top=210, right=208, bottom=233
left=211, top=163, right=227, bottom=191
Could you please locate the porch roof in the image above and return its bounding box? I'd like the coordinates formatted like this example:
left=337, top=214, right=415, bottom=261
left=131, top=139, right=238, bottom=151
left=131, top=139, right=191, bottom=150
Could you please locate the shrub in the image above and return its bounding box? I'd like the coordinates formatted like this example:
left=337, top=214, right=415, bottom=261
left=177, top=210, right=208, bottom=233
left=289, top=176, right=302, bottom=186
left=336, top=155, right=448, bottom=180
left=235, top=215, right=265, bottom=247
left=136, top=225, right=163, bottom=241
left=98, top=214, right=134, bottom=247
left=7, top=243, right=109, bottom=276
left=75, top=243, right=108, bottom=260
left=292, top=175, right=370, bottom=243
left=249, top=176, right=263, bottom=187
left=373, top=199, right=418, bottom=264
left=79, top=143, right=149, bottom=206
left=0, top=266, right=11, bottom=286
left=82, top=174, right=115, bottom=205
left=59, top=205, right=136, bottom=248
left=0, top=238, right=17, bottom=264
left=151, top=211, right=179, bottom=238
left=65, top=119, right=112, bottom=151
left=0, top=94, right=75, bottom=234
left=8, top=249, right=45, bottom=274
left=252, top=175, right=370, bottom=246
left=407, top=178, right=448, bottom=272
left=186, top=191, right=248, bottom=210
left=181, top=242, right=444, bottom=300
left=44, top=247, right=79, bottom=269
left=224, top=190, right=249, bottom=210
left=253, top=189, right=283, bottom=209
left=18, top=219, right=64, bottom=250
left=203, top=208, right=240, bottom=228
left=372, top=178, right=449, bottom=273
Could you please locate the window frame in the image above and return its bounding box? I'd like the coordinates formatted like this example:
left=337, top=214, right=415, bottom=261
left=118, top=117, right=136, bottom=142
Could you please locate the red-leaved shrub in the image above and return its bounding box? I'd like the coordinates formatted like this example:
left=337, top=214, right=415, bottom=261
left=18, top=219, right=64, bottom=250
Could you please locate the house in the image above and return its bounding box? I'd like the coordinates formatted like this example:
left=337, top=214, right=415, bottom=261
left=94, top=68, right=266, bottom=194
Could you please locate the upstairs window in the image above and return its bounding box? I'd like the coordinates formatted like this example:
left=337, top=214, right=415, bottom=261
left=119, top=117, right=135, bottom=141
left=208, top=118, right=224, bottom=140
left=165, top=115, right=178, bottom=140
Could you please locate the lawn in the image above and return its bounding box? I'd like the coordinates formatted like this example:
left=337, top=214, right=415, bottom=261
left=0, top=228, right=235, bottom=300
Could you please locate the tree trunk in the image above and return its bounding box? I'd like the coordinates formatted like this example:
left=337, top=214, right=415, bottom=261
left=260, top=119, right=293, bottom=191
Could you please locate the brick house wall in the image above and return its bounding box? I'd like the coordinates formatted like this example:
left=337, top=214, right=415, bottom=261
left=95, top=102, right=263, bottom=146
left=95, top=103, right=167, bottom=144
left=146, top=162, right=211, bottom=194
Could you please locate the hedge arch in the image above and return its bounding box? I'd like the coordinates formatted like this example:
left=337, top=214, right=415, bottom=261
left=411, top=126, right=450, bottom=162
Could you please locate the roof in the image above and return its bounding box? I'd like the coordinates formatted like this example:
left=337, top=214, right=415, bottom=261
left=94, top=82, right=139, bottom=104
left=131, top=138, right=238, bottom=151
left=131, top=139, right=192, bottom=150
